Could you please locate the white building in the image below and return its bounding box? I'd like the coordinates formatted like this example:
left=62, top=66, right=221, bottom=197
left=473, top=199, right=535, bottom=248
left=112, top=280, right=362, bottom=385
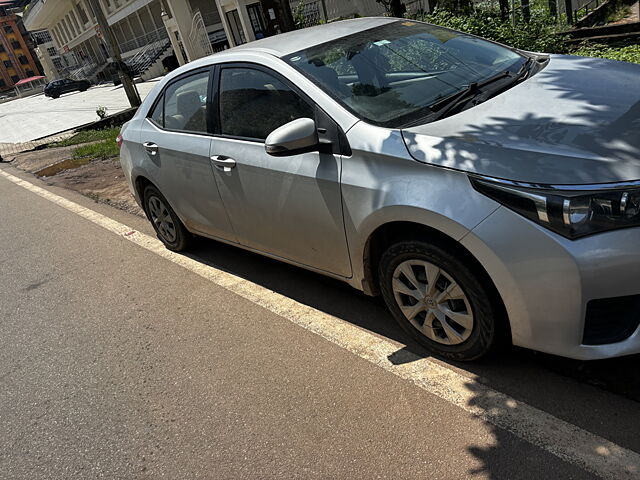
left=23, top=0, right=230, bottom=82
left=30, top=29, right=63, bottom=80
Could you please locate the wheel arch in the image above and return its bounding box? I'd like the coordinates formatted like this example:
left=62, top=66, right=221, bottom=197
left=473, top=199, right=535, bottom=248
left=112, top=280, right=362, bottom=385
left=362, top=220, right=511, bottom=342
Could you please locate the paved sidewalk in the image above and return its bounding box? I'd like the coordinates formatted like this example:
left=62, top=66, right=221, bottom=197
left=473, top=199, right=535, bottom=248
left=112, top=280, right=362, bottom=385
left=0, top=80, right=159, bottom=145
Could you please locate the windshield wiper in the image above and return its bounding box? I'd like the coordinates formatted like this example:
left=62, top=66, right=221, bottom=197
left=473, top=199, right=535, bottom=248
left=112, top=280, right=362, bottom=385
left=516, top=56, right=534, bottom=80
left=405, top=59, right=535, bottom=127
left=417, top=70, right=513, bottom=124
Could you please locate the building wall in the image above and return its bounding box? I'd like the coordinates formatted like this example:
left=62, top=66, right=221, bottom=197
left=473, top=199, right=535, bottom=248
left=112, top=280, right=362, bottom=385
left=32, top=30, right=63, bottom=81
left=0, top=10, right=41, bottom=91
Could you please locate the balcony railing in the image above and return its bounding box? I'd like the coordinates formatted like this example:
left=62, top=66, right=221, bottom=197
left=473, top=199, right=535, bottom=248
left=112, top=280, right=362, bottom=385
left=119, top=27, right=169, bottom=54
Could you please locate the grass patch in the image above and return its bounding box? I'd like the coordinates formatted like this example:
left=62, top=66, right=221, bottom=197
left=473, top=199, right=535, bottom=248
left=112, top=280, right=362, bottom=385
left=571, top=43, right=640, bottom=64
left=73, top=136, right=120, bottom=160
left=50, top=127, right=120, bottom=148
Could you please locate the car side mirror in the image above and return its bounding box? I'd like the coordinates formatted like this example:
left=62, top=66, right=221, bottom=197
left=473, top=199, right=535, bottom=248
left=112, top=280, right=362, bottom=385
left=265, top=118, right=319, bottom=157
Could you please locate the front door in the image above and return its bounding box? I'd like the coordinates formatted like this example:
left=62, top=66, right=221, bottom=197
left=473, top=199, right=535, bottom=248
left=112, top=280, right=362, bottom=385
left=210, top=65, right=351, bottom=277
left=138, top=68, right=235, bottom=241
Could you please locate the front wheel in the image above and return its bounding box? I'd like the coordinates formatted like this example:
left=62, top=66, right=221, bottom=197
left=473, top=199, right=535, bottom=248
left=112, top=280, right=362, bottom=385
left=379, top=241, right=503, bottom=361
left=143, top=185, right=191, bottom=252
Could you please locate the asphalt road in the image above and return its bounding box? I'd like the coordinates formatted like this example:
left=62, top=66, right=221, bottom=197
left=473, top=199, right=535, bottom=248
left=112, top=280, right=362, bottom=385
left=1, top=163, right=639, bottom=479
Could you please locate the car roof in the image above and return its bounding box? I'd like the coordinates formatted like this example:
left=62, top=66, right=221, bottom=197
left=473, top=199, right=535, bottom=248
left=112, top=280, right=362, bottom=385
left=228, top=17, right=398, bottom=57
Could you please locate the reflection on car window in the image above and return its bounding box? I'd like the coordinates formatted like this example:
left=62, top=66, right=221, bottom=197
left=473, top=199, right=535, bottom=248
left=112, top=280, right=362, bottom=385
left=219, top=68, right=314, bottom=141
left=149, top=95, right=164, bottom=127
left=285, top=21, right=524, bottom=128
left=163, top=71, right=209, bottom=133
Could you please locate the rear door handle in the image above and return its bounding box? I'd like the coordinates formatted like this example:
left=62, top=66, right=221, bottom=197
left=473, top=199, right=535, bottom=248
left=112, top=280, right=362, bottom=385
left=143, top=142, right=158, bottom=156
left=211, top=155, right=236, bottom=172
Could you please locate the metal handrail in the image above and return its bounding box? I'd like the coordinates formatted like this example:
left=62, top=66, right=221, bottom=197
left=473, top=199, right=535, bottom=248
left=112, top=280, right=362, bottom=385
left=119, top=27, right=169, bottom=54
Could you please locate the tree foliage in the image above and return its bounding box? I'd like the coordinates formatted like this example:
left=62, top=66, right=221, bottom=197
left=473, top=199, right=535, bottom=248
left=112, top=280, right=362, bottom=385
left=376, top=0, right=407, bottom=17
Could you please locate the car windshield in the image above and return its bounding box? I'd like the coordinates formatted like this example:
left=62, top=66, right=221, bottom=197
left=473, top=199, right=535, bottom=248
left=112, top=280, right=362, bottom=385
left=284, top=21, right=525, bottom=127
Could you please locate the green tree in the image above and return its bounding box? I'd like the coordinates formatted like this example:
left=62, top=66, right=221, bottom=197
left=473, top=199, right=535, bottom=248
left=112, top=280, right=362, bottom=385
left=376, top=0, right=407, bottom=17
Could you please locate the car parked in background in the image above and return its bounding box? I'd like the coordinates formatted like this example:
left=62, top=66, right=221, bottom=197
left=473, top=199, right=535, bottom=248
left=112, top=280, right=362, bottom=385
left=119, top=18, right=640, bottom=362
left=44, top=78, right=91, bottom=98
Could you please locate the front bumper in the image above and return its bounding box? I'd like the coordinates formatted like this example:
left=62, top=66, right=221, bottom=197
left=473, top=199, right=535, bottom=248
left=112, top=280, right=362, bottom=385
left=462, top=206, right=640, bottom=360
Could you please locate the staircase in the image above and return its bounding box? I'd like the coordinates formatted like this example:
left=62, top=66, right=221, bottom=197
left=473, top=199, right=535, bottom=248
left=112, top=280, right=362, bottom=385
left=68, top=62, right=101, bottom=81
left=563, top=20, right=640, bottom=44
left=125, top=38, right=172, bottom=80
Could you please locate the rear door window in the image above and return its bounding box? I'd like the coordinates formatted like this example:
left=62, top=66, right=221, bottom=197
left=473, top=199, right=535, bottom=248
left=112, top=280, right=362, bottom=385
left=149, top=70, right=211, bottom=134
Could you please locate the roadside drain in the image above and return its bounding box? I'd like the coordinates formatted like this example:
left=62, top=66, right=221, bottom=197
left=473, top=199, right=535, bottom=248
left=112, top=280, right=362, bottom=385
left=35, top=157, right=91, bottom=177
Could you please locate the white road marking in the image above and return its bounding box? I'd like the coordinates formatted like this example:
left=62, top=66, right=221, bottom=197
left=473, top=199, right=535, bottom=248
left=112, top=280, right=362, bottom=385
left=2, top=168, right=639, bottom=479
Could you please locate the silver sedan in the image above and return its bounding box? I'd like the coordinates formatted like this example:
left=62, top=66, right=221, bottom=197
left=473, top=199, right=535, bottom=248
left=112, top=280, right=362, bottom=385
left=119, top=17, right=640, bottom=361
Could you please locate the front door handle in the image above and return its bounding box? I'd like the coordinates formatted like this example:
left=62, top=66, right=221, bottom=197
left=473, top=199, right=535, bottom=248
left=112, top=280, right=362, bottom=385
left=143, top=142, right=159, bottom=156
left=211, top=155, right=236, bottom=172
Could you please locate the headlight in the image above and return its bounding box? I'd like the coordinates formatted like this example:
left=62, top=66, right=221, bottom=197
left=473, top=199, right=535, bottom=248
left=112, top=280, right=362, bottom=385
left=470, top=176, right=640, bottom=239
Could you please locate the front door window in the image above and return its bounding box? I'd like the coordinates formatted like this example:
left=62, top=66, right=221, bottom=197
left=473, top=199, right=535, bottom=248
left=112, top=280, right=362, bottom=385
left=219, top=67, right=314, bottom=141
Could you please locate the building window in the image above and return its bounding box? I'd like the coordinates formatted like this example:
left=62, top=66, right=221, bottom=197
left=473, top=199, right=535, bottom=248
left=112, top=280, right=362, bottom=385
left=226, top=10, right=246, bottom=45
left=33, top=30, right=53, bottom=44
left=26, top=70, right=35, bottom=77
left=0, top=79, right=5, bottom=88
left=47, top=47, right=57, bottom=56
left=75, top=2, right=89, bottom=25
left=11, top=40, right=21, bottom=49
left=19, top=55, right=29, bottom=65
left=3, top=60, right=11, bottom=68
left=11, top=75, right=19, bottom=83
left=0, top=44, right=4, bottom=53
left=4, top=25, right=13, bottom=34
left=246, top=3, right=267, bottom=39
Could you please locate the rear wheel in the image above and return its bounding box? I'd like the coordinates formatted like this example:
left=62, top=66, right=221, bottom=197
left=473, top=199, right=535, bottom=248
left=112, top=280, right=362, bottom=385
left=143, top=185, right=191, bottom=252
left=379, top=241, right=502, bottom=361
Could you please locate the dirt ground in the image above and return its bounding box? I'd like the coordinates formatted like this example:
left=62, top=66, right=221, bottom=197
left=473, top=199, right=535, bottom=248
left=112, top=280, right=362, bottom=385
left=6, top=145, right=144, bottom=217
left=611, top=1, right=640, bottom=24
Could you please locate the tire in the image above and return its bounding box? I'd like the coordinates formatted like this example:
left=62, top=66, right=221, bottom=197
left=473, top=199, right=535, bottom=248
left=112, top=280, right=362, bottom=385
left=143, top=185, right=191, bottom=252
left=379, top=241, right=503, bottom=361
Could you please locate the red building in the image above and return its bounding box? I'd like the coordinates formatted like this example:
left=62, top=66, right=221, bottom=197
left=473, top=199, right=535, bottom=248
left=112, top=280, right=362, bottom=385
left=0, top=6, right=41, bottom=91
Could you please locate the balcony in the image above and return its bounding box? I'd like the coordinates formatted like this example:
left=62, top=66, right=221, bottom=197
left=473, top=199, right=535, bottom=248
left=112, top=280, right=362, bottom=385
left=119, top=27, right=169, bottom=54
left=22, top=0, right=68, bottom=31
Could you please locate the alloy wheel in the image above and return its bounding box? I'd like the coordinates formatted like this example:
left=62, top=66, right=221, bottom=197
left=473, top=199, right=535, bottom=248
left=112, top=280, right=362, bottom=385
left=147, top=196, right=177, bottom=244
left=391, top=259, right=474, bottom=345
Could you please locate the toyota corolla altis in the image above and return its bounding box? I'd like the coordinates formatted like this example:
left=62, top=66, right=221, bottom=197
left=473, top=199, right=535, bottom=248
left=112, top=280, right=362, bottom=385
left=119, top=18, right=640, bottom=361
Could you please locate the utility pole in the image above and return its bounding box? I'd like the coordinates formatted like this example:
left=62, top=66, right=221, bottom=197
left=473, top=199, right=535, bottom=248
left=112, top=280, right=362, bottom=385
left=87, top=0, right=141, bottom=108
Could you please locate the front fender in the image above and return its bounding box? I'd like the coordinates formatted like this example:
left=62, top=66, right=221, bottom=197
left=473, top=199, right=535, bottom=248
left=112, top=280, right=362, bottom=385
left=342, top=123, right=500, bottom=293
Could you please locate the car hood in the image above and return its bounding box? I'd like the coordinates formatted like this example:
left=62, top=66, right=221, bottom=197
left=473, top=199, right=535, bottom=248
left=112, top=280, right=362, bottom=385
left=402, top=55, right=640, bottom=185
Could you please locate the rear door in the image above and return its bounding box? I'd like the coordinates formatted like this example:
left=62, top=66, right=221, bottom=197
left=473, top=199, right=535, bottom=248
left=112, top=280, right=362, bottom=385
left=138, top=68, right=235, bottom=241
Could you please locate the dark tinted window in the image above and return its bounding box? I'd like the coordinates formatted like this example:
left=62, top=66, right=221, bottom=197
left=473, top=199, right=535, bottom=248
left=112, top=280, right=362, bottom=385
left=163, top=71, right=209, bottom=133
left=219, top=67, right=314, bottom=141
